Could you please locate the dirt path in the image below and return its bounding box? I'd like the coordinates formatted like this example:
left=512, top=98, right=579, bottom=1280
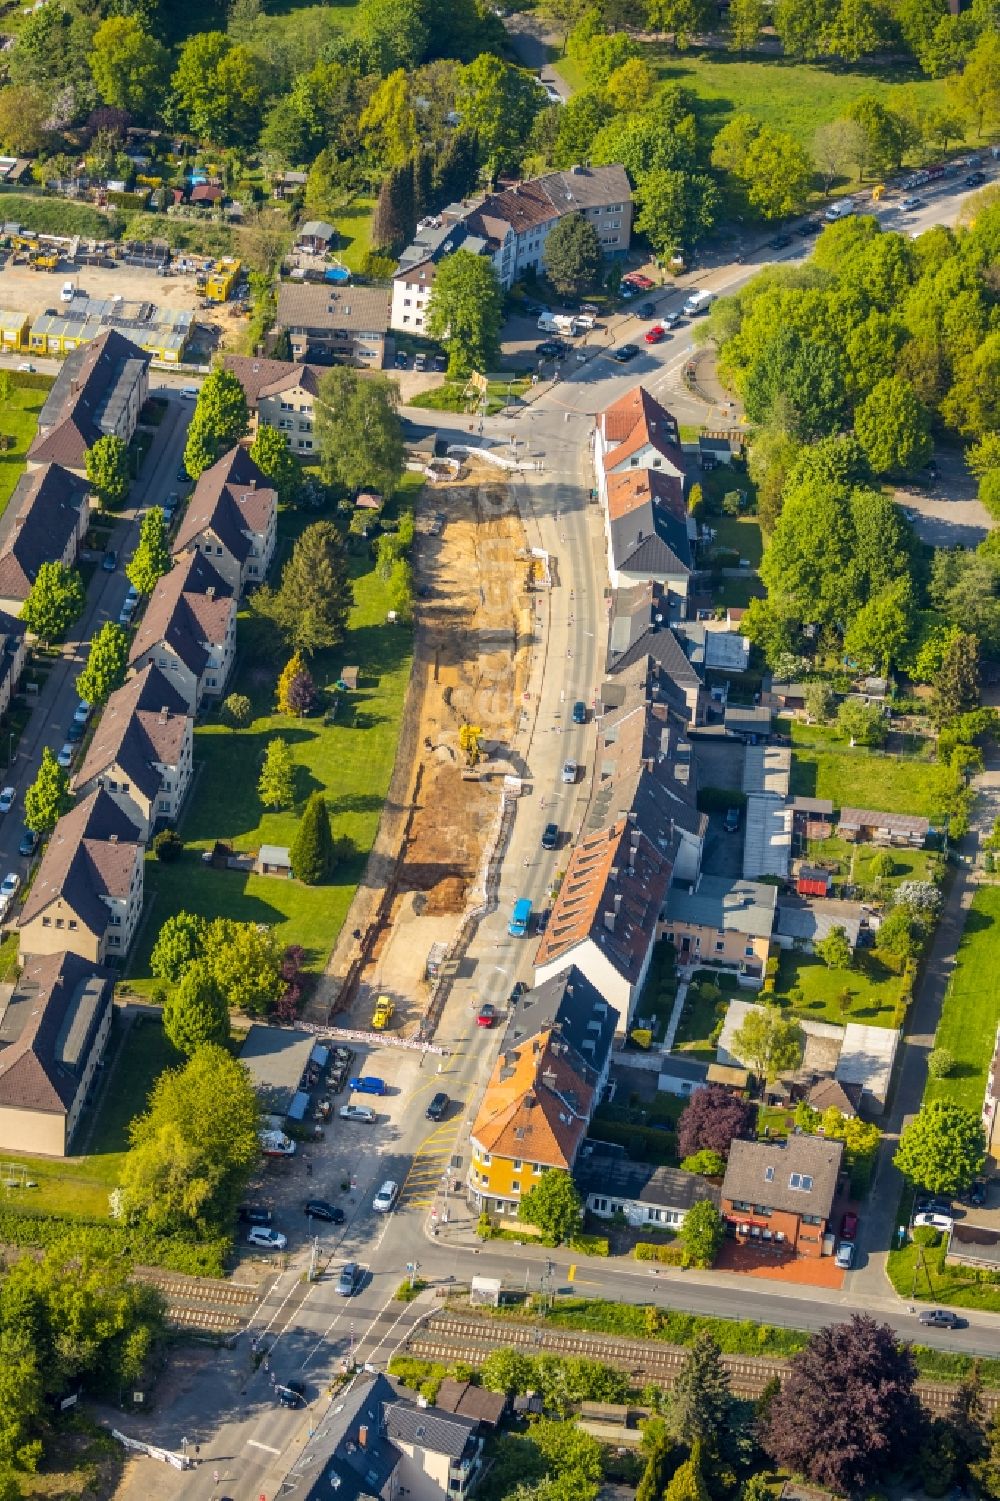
left=305, top=463, right=531, bottom=1031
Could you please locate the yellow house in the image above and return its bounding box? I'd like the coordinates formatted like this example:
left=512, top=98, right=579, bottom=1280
left=661, top=874, right=776, bottom=986
left=0, top=309, right=30, bottom=352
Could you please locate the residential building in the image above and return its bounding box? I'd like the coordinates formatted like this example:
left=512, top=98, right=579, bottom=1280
left=171, top=446, right=277, bottom=596
left=468, top=967, right=618, bottom=1215
left=533, top=819, right=672, bottom=1029
left=673, top=621, right=751, bottom=675
left=390, top=218, right=489, bottom=333
left=221, top=354, right=324, bottom=456
left=276, top=1371, right=484, bottom=1501
left=464, top=164, right=632, bottom=290
left=838, top=807, right=930, bottom=847
left=433, top=1381, right=507, bottom=1429
left=774, top=897, right=866, bottom=952
left=586, top=655, right=706, bottom=884
left=720, top=1135, right=844, bottom=1259
left=0, top=463, right=89, bottom=616
left=18, top=789, right=144, bottom=964
left=657, top=1053, right=710, bottom=1097
left=275, top=283, right=390, bottom=368
left=0, top=950, right=114, bottom=1156
left=594, top=386, right=687, bottom=509
left=604, top=467, right=694, bottom=594
left=576, top=1146, right=719, bottom=1230
left=606, top=581, right=705, bottom=722
left=73, top=664, right=193, bottom=840
left=128, top=550, right=236, bottom=713
left=806, top=1076, right=860, bottom=1117
left=28, top=329, right=149, bottom=470
left=0, top=610, right=26, bottom=718
left=662, top=875, right=777, bottom=984
left=835, top=1023, right=898, bottom=1116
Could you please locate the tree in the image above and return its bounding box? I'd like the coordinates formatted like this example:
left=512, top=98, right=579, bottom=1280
left=634, top=168, right=719, bottom=255
left=870, top=849, right=895, bottom=879
left=253, top=520, right=353, bottom=656
left=126, top=507, right=171, bottom=596
left=247, top=423, right=301, bottom=506
left=894, top=1101, right=986, bottom=1195
left=258, top=738, right=294, bottom=810
left=0, top=84, right=52, bottom=155
left=76, top=622, right=130, bottom=708
left=836, top=698, right=886, bottom=747
left=813, top=118, right=865, bottom=191
left=23, top=747, right=72, bottom=836
left=669, top=1332, right=732, bottom=1449
left=846, top=95, right=906, bottom=177
left=842, top=579, right=914, bottom=676
left=171, top=31, right=266, bottom=146
left=948, top=31, right=1000, bottom=136
left=729, top=0, right=764, bottom=50
left=276, top=652, right=315, bottom=717
left=426, top=250, right=504, bottom=379
left=805, top=681, right=836, bottom=722
left=711, top=115, right=814, bottom=220
left=290, top=792, right=334, bottom=884
left=119, top=1043, right=261, bottom=1234
left=730, top=1006, right=803, bottom=1085
left=663, top=1453, right=711, bottom=1501
left=931, top=631, right=980, bottom=726
left=356, top=0, right=428, bottom=74
left=456, top=55, right=540, bottom=179
left=928, top=1047, right=955, bottom=1079
left=206, top=918, right=284, bottom=1016
left=313, top=368, right=405, bottom=497
left=150, top=912, right=207, bottom=984
left=183, top=369, right=249, bottom=479
left=220, top=693, right=251, bottom=729
left=89, top=15, right=170, bottom=115
left=85, top=433, right=130, bottom=511
left=162, top=960, right=229, bottom=1056
left=604, top=58, right=655, bottom=112
left=646, top=0, right=715, bottom=45
left=21, top=561, right=85, bottom=647
left=371, top=161, right=417, bottom=254
left=678, top=1200, right=724, bottom=1269
left=677, top=1085, right=755, bottom=1160
left=517, top=1169, right=582, bottom=1243
left=763, top=1316, right=919, bottom=1493
left=680, top=1149, right=726, bottom=1175
left=815, top=925, right=853, bottom=970
left=855, top=376, right=932, bottom=476
left=153, top=829, right=183, bottom=863
left=543, top=213, right=602, bottom=297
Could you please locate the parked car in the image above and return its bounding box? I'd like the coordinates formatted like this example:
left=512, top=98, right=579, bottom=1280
left=918, top=1308, right=963, bottom=1328
left=635, top=301, right=657, bottom=318
left=372, top=1180, right=399, bottom=1213
left=239, top=1204, right=272, bottom=1225
left=0, top=788, right=15, bottom=815
left=612, top=344, right=639, bottom=363
left=339, top=1104, right=376, bottom=1123
left=278, top=1378, right=306, bottom=1407
left=965, top=170, right=987, bottom=186
left=572, top=699, right=588, bottom=724
left=349, top=1075, right=387, bottom=1095
left=724, top=807, right=741, bottom=833
left=66, top=720, right=86, bottom=743
left=535, top=339, right=565, bottom=357
left=73, top=700, right=90, bottom=728
left=414, top=353, right=426, bottom=372
left=247, top=1226, right=287, bottom=1250
left=260, top=1130, right=296, bottom=1157
left=644, top=325, right=667, bottom=344
left=102, top=549, right=118, bottom=572
left=0, top=872, right=20, bottom=903
left=426, top=1091, right=449, bottom=1122
left=180, top=386, right=198, bottom=400
left=18, top=828, right=38, bottom=857
left=541, top=822, right=559, bottom=850
left=969, top=1178, right=988, bottom=1207
left=561, top=760, right=577, bottom=783
left=304, top=1199, right=344, bottom=1224
left=176, top=465, right=190, bottom=484
left=622, top=272, right=653, bottom=290
left=56, top=743, right=75, bottom=769
left=913, top=1211, right=954, bottom=1233
left=769, top=232, right=793, bottom=248
left=395, top=352, right=408, bottom=369
left=835, top=1241, right=855, bottom=1269
left=840, top=1211, right=859, bottom=1239
left=916, top=1195, right=952, bottom=1217
left=336, top=1262, right=361, bottom=1297
left=477, top=1002, right=497, bottom=1027
left=900, top=195, right=924, bottom=211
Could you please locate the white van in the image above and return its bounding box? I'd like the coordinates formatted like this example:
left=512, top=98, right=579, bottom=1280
left=824, top=199, right=855, bottom=222
left=60, top=280, right=75, bottom=303
left=537, top=312, right=578, bottom=335
left=682, top=289, right=714, bottom=317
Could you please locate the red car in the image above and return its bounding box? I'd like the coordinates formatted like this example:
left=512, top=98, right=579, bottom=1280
left=840, top=1211, right=858, bottom=1239
left=477, top=1003, right=497, bottom=1028
left=644, top=325, right=666, bottom=344
left=623, top=272, right=654, bottom=290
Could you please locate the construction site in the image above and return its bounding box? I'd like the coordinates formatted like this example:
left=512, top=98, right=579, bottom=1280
left=342, top=462, right=536, bottom=1035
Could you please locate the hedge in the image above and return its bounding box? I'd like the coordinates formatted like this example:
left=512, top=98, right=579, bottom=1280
left=589, top=1119, right=677, bottom=1164
left=0, top=1207, right=230, bottom=1277
left=634, top=1240, right=684, bottom=1264
left=569, top=1233, right=610, bottom=1256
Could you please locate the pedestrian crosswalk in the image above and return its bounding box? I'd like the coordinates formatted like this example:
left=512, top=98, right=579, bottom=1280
left=398, top=1120, right=462, bottom=1209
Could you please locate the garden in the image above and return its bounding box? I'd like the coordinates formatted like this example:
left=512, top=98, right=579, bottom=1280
left=0, top=372, right=54, bottom=516
left=784, top=719, right=949, bottom=817
left=773, top=948, right=909, bottom=1029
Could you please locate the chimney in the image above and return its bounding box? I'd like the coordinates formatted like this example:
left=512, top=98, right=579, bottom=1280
left=613, top=893, right=622, bottom=914
left=160, top=705, right=169, bottom=722
left=249, top=479, right=256, bottom=491
left=206, top=586, right=215, bottom=599
left=109, top=833, right=119, bottom=844
left=604, top=910, right=616, bottom=932
left=541, top=1068, right=557, bottom=1089
left=610, top=865, right=619, bottom=881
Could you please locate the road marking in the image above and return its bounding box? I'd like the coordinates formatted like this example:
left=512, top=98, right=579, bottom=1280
left=247, top=1440, right=281, bottom=1455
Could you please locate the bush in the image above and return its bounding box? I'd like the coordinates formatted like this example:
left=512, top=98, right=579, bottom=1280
left=634, top=1240, right=684, bottom=1264
left=152, top=828, right=183, bottom=863
left=927, top=1047, right=955, bottom=1079
left=0, top=1206, right=229, bottom=1276
left=394, top=1278, right=427, bottom=1301
left=569, top=1233, right=610, bottom=1256
left=912, top=1225, right=942, bottom=1248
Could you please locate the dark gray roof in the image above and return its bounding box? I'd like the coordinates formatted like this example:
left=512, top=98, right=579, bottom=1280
left=575, top=1150, right=720, bottom=1212
left=295, top=1373, right=401, bottom=1501
left=0, top=951, right=113, bottom=1117
left=725, top=705, right=773, bottom=731
left=0, top=464, right=87, bottom=601
left=30, top=329, right=149, bottom=468
left=383, top=1403, right=478, bottom=1459
left=501, top=966, right=618, bottom=1081
left=658, top=1055, right=710, bottom=1083
left=722, top=1136, right=843, bottom=1217
left=665, top=875, right=777, bottom=939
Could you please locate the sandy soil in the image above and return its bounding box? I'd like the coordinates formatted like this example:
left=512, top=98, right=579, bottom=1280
left=0, top=256, right=205, bottom=317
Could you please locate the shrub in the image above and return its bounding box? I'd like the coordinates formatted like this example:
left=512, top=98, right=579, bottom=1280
left=912, top=1225, right=941, bottom=1248
left=570, top=1233, right=610, bottom=1256
left=927, top=1048, right=955, bottom=1079
left=680, top=1149, right=726, bottom=1176
left=634, top=1240, right=684, bottom=1264
left=152, top=828, right=183, bottom=862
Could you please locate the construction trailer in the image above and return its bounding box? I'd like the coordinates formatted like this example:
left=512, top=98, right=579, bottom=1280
left=200, top=256, right=242, bottom=302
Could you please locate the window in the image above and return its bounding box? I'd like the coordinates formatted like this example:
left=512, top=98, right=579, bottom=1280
left=511, top=1181, right=520, bottom=1194
left=159, top=800, right=170, bottom=813
left=68, top=919, right=77, bottom=930
left=513, top=1160, right=522, bottom=1171
left=42, top=916, right=51, bottom=927
left=789, top=1173, right=814, bottom=1191
left=280, top=400, right=294, bottom=411
left=715, top=940, right=725, bottom=952
left=745, top=945, right=755, bottom=957
left=764, top=1166, right=774, bottom=1182
left=593, top=1197, right=608, bottom=1212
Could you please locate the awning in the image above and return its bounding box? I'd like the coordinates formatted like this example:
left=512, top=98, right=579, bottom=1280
left=287, top=1090, right=310, bottom=1122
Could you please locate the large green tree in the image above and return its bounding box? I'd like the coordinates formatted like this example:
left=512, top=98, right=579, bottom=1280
left=678, top=1200, right=725, bottom=1269
left=85, top=434, right=130, bottom=511
left=252, top=520, right=353, bottom=656
left=24, top=747, right=72, bottom=837
left=258, top=737, right=295, bottom=810
left=456, top=55, right=540, bottom=178
left=313, top=368, right=405, bottom=497
left=730, top=1006, right=803, bottom=1085
left=669, top=1332, right=732, bottom=1450
left=126, top=507, right=171, bottom=596
left=712, top=114, right=814, bottom=220
left=119, top=1044, right=261, bottom=1235
left=162, top=960, right=229, bottom=1056
left=183, top=370, right=250, bottom=479
left=634, top=168, right=719, bottom=255
left=249, top=424, right=301, bottom=506
left=150, top=912, right=207, bottom=984
left=171, top=31, right=266, bottom=146
left=21, top=562, right=85, bottom=646
left=89, top=15, right=170, bottom=115
left=205, top=917, right=284, bottom=1016
left=290, top=792, right=334, bottom=884
left=855, top=376, right=932, bottom=476
left=426, top=250, right=504, bottom=378
left=517, top=1169, right=583, bottom=1243
left=894, top=1101, right=985, bottom=1195
left=76, top=622, right=130, bottom=708
left=543, top=213, right=602, bottom=297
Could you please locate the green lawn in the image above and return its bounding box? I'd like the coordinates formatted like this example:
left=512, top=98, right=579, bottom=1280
left=673, top=969, right=745, bottom=1058
left=888, top=1236, right=1000, bottom=1314
left=126, top=535, right=414, bottom=991
left=0, top=379, right=52, bottom=516
left=800, top=835, right=941, bottom=891
left=410, top=378, right=532, bottom=415
left=924, top=885, right=1000, bottom=1113
left=785, top=720, right=947, bottom=818
left=709, top=515, right=763, bottom=569
left=333, top=197, right=376, bottom=273
left=559, top=50, right=955, bottom=157
left=775, top=949, right=907, bottom=1028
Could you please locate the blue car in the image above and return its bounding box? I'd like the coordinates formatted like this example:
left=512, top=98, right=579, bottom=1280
left=348, top=1075, right=387, bottom=1096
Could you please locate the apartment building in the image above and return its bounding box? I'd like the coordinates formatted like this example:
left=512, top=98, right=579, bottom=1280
left=28, top=328, right=149, bottom=473
left=128, top=550, right=236, bottom=713
left=172, top=446, right=277, bottom=596
left=221, top=355, right=325, bottom=456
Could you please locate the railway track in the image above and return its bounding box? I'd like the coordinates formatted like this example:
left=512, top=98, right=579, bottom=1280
left=403, top=1312, right=1000, bottom=1415
left=133, top=1267, right=269, bottom=1335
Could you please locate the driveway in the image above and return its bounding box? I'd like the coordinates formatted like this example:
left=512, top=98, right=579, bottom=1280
left=895, top=445, right=990, bottom=548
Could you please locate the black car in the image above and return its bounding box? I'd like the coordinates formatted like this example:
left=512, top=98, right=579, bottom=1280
left=239, top=1204, right=272, bottom=1226
left=18, top=828, right=38, bottom=858
left=965, top=170, right=987, bottom=186
left=278, top=1378, right=307, bottom=1408
left=636, top=301, right=657, bottom=318
left=176, top=465, right=190, bottom=484
left=969, top=1178, right=988, bottom=1206
left=426, top=1091, right=450, bottom=1121
left=66, top=720, right=86, bottom=743
left=918, top=1308, right=962, bottom=1329
left=795, top=219, right=821, bottom=237
left=305, top=1199, right=345, bottom=1224
left=101, top=549, right=118, bottom=572
left=916, top=1196, right=952, bottom=1218
left=541, top=822, right=559, bottom=850
left=535, top=339, right=564, bottom=357
left=613, top=344, right=640, bottom=363
left=510, top=980, right=527, bottom=1003
left=769, top=232, right=793, bottom=249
